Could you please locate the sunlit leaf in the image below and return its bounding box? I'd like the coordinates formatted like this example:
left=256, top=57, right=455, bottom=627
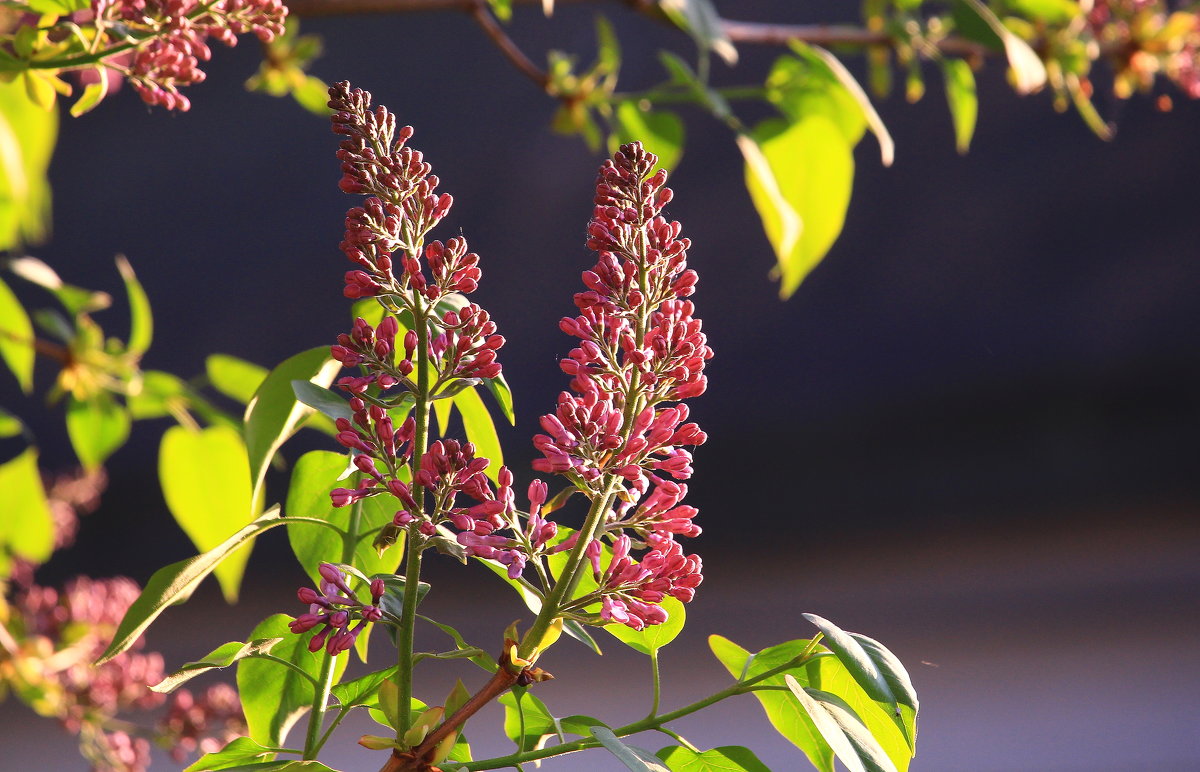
left=591, top=726, right=672, bottom=771
left=784, top=676, right=898, bottom=772
left=611, top=103, right=684, bottom=173
left=941, top=59, right=978, bottom=154
left=69, top=79, right=106, bottom=118
left=0, top=406, right=23, bottom=438
left=182, top=735, right=279, bottom=771
left=285, top=450, right=403, bottom=588
left=709, top=635, right=834, bottom=772
left=330, top=665, right=397, bottom=708
left=97, top=507, right=286, bottom=664
left=207, top=354, right=268, bottom=405
left=483, top=371, right=515, bottom=425
left=237, top=614, right=347, bottom=748
left=160, top=424, right=255, bottom=602
left=0, top=79, right=55, bottom=250
left=116, top=255, right=152, bottom=356
left=0, top=275, right=33, bottom=391
left=499, top=690, right=557, bottom=750
left=740, top=116, right=854, bottom=298
left=0, top=447, right=53, bottom=567
left=803, top=613, right=917, bottom=750
left=657, top=745, right=772, bottom=772
left=292, top=74, right=332, bottom=116
left=244, top=347, right=341, bottom=503
left=453, top=386, right=502, bottom=483
left=961, top=0, right=1047, bottom=94
left=127, top=370, right=188, bottom=420
left=800, top=44, right=893, bottom=166
left=67, top=392, right=130, bottom=470
left=764, top=53, right=866, bottom=144
left=804, top=652, right=912, bottom=770
left=604, top=595, right=685, bottom=655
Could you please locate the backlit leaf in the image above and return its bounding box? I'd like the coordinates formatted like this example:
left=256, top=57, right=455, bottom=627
left=604, top=595, right=685, bottom=655
left=0, top=275, right=33, bottom=391
left=0, top=447, right=53, bottom=567
left=941, top=59, right=978, bottom=154
left=453, top=386, right=502, bottom=483
left=182, top=735, right=279, bottom=771
left=657, top=745, right=772, bottom=772
left=116, top=255, right=152, bottom=356
left=237, top=614, right=347, bottom=748
left=610, top=103, right=684, bottom=173
left=160, top=424, right=255, bottom=602
left=0, top=78, right=55, bottom=250
left=207, top=354, right=268, bottom=405
left=784, top=677, right=898, bottom=772
left=67, top=392, right=130, bottom=470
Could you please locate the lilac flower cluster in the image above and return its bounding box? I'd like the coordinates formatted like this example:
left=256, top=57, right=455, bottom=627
left=92, top=0, right=286, bottom=110
left=289, top=564, right=386, bottom=655
left=8, top=574, right=246, bottom=771
left=533, top=143, right=710, bottom=629
left=1087, top=0, right=1200, bottom=99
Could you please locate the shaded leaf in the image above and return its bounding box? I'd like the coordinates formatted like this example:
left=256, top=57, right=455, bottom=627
left=499, top=690, right=557, bottom=750
left=960, top=0, right=1046, bottom=94
left=153, top=638, right=284, bottom=693
left=291, top=381, right=353, bottom=424
left=160, top=424, right=255, bottom=602
left=657, top=0, right=736, bottom=65
left=483, top=371, right=515, bottom=425
left=97, top=507, right=286, bottom=664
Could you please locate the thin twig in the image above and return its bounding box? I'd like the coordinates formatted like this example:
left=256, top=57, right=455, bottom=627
left=469, top=1, right=550, bottom=90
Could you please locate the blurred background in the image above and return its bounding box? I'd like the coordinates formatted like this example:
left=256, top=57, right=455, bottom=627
left=2, top=1, right=1199, bottom=770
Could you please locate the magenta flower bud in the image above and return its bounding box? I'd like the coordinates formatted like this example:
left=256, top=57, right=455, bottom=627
left=330, top=488, right=356, bottom=508
left=308, top=628, right=330, bottom=652
left=289, top=613, right=322, bottom=634
left=362, top=605, right=383, bottom=622
left=328, top=610, right=350, bottom=628
left=370, top=579, right=385, bottom=603
left=393, top=511, right=414, bottom=526
left=297, top=587, right=321, bottom=605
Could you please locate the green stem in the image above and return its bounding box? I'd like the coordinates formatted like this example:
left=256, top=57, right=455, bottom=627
left=395, top=298, right=432, bottom=738
left=647, top=649, right=661, bottom=719
left=460, top=651, right=820, bottom=770
left=302, top=490, right=364, bottom=759
left=312, top=705, right=353, bottom=756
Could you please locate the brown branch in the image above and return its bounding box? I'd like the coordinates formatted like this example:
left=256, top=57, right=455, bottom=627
left=719, top=19, right=988, bottom=59
left=286, top=0, right=586, bottom=16
left=468, top=0, right=550, bottom=90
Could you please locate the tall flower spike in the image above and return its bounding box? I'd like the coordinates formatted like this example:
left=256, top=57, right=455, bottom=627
left=534, top=142, right=712, bottom=630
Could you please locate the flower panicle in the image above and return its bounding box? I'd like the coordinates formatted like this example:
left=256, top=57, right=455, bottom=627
left=532, top=142, right=712, bottom=631
left=93, top=0, right=287, bottom=111
left=289, top=564, right=386, bottom=656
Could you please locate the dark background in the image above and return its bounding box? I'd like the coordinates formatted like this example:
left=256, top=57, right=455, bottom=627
left=2, top=1, right=1199, bottom=770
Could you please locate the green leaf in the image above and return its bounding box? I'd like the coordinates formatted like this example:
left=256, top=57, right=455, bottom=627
left=499, top=690, right=558, bottom=750
left=604, top=595, right=685, bottom=654
left=784, top=676, right=898, bottom=772
left=799, top=44, right=893, bottom=166
left=127, top=370, right=189, bottom=420
left=418, top=616, right=497, bottom=672
left=160, top=424, right=256, bottom=602
left=202, top=761, right=343, bottom=771
left=802, top=614, right=916, bottom=750
left=238, top=614, right=347, bottom=748
left=486, top=0, right=512, bottom=22
left=330, top=665, right=397, bottom=708
left=153, top=638, right=284, bottom=693
left=657, top=745, right=772, bottom=772
left=657, top=0, right=736, bottom=65
left=739, top=115, right=854, bottom=299
left=708, top=635, right=833, bottom=772
left=453, top=386, right=502, bottom=483
left=291, top=381, right=353, bottom=424
left=115, top=255, right=152, bottom=357
left=68, top=78, right=106, bottom=118
left=207, top=354, right=268, bottom=405
left=803, top=653, right=912, bottom=771
left=764, top=53, right=866, bottom=144
left=1007, top=0, right=1079, bottom=25
left=0, top=77, right=55, bottom=250
left=959, top=0, right=1046, bottom=94
left=6, top=255, right=111, bottom=316
left=183, top=736, right=280, bottom=771
left=0, top=405, right=23, bottom=438
left=97, top=506, right=286, bottom=664
left=374, top=573, right=431, bottom=627
left=591, top=726, right=672, bottom=771
left=66, top=392, right=130, bottom=470
left=941, top=59, right=978, bottom=154
left=291, top=74, right=332, bottom=116
left=610, top=103, right=684, bottom=174
left=244, top=347, right=341, bottom=504
left=0, top=446, right=53, bottom=567
left=0, top=275, right=33, bottom=391
left=483, top=371, right=515, bottom=425
left=285, top=450, right=401, bottom=588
